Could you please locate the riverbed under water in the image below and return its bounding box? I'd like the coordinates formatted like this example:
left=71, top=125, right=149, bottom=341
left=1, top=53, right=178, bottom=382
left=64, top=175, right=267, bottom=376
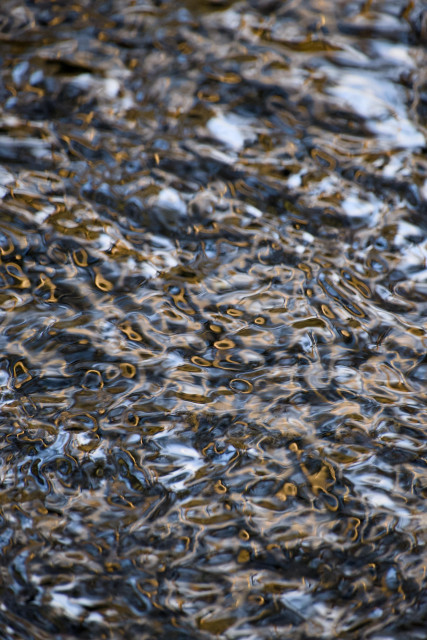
left=0, top=1, right=426, bottom=638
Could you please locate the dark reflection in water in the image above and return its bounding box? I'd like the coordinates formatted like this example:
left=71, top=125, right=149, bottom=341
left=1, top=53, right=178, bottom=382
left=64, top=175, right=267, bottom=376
left=0, top=0, right=426, bottom=638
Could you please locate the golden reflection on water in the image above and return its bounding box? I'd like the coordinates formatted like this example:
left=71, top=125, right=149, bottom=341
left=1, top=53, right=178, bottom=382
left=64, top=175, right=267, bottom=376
left=0, top=0, right=426, bottom=638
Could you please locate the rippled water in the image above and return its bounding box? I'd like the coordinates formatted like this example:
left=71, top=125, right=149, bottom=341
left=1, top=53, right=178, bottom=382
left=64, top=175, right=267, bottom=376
left=0, top=1, right=426, bottom=638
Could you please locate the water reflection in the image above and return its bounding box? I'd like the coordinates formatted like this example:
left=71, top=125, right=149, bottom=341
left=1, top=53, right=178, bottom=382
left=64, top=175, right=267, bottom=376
left=0, top=0, right=426, bottom=638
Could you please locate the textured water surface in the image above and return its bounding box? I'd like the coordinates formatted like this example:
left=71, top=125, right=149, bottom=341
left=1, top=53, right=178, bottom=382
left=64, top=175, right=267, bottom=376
left=0, top=1, right=426, bottom=638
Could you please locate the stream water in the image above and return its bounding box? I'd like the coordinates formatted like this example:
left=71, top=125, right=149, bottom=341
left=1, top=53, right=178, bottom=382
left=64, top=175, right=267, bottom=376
left=0, top=1, right=426, bottom=638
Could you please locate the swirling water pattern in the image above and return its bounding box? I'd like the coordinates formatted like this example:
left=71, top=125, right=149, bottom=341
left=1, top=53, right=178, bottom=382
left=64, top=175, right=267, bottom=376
left=0, top=1, right=426, bottom=638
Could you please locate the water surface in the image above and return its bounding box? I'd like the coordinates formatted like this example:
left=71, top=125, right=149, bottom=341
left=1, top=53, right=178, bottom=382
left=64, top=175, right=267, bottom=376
left=0, top=1, right=426, bottom=638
